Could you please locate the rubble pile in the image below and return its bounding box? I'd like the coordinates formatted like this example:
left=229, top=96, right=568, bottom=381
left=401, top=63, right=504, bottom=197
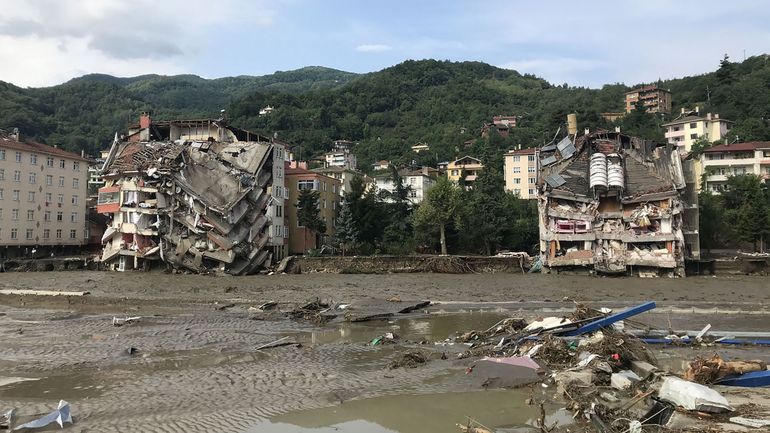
left=448, top=301, right=770, bottom=432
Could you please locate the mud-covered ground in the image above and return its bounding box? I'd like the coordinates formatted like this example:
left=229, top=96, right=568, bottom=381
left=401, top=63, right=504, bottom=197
left=0, top=271, right=769, bottom=432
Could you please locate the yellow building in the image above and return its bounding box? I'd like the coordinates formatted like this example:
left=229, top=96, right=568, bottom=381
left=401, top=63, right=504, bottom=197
left=0, top=129, right=89, bottom=258
left=503, top=147, right=539, bottom=198
left=446, top=156, right=484, bottom=187
left=662, top=111, right=733, bottom=153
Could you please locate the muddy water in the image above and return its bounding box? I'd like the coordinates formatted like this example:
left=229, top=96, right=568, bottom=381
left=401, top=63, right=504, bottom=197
left=252, top=391, right=573, bottom=433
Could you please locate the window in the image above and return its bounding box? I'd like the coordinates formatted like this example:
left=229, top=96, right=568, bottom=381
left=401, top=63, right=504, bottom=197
left=27, top=209, right=34, bottom=220
left=690, top=133, right=698, bottom=140
left=70, top=212, right=78, bottom=223
left=529, top=177, right=536, bottom=184
left=13, top=170, right=21, bottom=182
left=298, top=179, right=315, bottom=190
left=689, top=123, right=697, bottom=129
left=451, top=169, right=459, bottom=176
left=514, top=189, right=521, bottom=196
left=15, top=151, right=22, bottom=163
left=59, top=159, right=65, bottom=169
left=12, top=190, right=19, bottom=201
left=58, top=176, right=65, bottom=187
left=46, top=157, right=54, bottom=167
left=30, top=154, right=37, bottom=165
left=26, top=228, right=33, bottom=240
left=0, top=149, right=5, bottom=160
left=528, top=155, right=535, bottom=162
left=71, top=195, right=78, bottom=205
left=275, top=205, right=282, bottom=217
left=408, top=190, right=417, bottom=198
left=72, top=178, right=79, bottom=188
left=73, top=162, right=80, bottom=171
left=12, top=209, right=19, bottom=220
left=764, top=151, right=770, bottom=158
left=322, top=199, right=327, bottom=209
left=45, top=211, right=51, bottom=221
left=734, top=167, right=747, bottom=175
left=0, top=188, right=3, bottom=200
left=70, top=229, right=77, bottom=239
left=56, top=229, right=62, bottom=239
left=29, top=172, right=36, bottom=184
left=11, top=228, right=18, bottom=239
left=529, top=188, right=536, bottom=195
left=513, top=156, right=521, bottom=162
left=28, top=191, right=35, bottom=202
left=528, top=166, right=535, bottom=173
left=43, top=229, right=50, bottom=239
left=0, top=169, right=3, bottom=180
left=513, top=178, right=521, bottom=184
left=57, top=194, right=63, bottom=204
left=513, top=167, right=521, bottom=174
left=56, top=211, right=63, bottom=222
left=46, top=175, right=52, bottom=186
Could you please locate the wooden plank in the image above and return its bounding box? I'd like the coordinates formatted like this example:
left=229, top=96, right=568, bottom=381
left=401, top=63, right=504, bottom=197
left=558, top=301, right=656, bottom=337
left=0, top=289, right=90, bottom=297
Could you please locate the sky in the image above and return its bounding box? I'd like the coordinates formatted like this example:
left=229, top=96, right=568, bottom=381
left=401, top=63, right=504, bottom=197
left=1, top=0, right=769, bottom=88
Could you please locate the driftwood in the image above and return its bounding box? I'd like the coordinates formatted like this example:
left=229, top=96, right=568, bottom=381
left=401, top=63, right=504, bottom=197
left=684, top=354, right=767, bottom=384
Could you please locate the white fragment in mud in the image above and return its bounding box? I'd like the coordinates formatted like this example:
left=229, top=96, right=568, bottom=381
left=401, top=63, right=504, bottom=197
left=574, top=353, right=600, bottom=369
left=659, top=377, right=733, bottom=413
left=578, top=331, right=605, bottom=347
left=526, top=344, right=543, bottom=357
left=12, top=400, right=72, bottom=430
left=729, top=417, right=770, bottom=428
left=524, top=317, right=571, bottom=332
left=0, top=289, right=89, bottom=297
left=611, top=370, right=641, bottom=390
left=0, top=377, right=40, bottom=388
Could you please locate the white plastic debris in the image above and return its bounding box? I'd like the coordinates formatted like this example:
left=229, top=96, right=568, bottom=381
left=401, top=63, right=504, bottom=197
left=628, top=420, right=642, bottom=433
left=12, top=400, right=72, bottom=430
left=611, top=370, right=641, bottom=390
left=729, top=417, right=770, bottom=428
left=524, top=317, right=571, bottom=332
left=659, top=377, right=733, bottom=413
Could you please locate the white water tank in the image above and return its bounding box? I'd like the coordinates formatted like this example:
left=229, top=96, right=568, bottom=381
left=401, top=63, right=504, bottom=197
left=590, top=153, right=608, bottom=189
left=607, top=154, right=624, bottom=188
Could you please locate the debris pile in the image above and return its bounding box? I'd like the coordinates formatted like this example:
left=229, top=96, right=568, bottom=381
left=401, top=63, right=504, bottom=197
left=449, top=301, right=770, bottom=432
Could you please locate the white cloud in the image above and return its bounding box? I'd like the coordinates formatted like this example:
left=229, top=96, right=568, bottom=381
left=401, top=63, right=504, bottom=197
left=355, top=44, right=392, bottom=53
left=0, top=0, right=275, bottom=86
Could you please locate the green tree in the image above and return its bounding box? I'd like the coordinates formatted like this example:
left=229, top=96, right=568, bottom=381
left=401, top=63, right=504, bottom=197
left=716, top=54, right=736, bottom=86
left=698, top=191, right=726, bottom=253
left=335, top=199, right=358, bottom=255
left=413, top=177, right=462, bottom=254
left=296, top=189, right=326, bottom=250
left=722, top=174, right=770, bottom=252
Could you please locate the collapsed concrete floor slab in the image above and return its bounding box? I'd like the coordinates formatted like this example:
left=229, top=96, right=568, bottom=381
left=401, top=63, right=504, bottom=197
left=98, top=117, right=287, bottom=275
left=538, top=131, right=699, bottom=276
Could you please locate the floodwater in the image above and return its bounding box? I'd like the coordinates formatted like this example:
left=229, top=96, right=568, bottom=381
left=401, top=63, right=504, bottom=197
left=250, top=391, right=574, bottom=433
left=2, top=271, right=770, bottom=432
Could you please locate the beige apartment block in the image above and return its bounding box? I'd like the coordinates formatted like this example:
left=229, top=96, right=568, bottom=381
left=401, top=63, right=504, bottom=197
left=503, top=147, right=539, bottom=198
left=0, top=129, right=89, bottom=257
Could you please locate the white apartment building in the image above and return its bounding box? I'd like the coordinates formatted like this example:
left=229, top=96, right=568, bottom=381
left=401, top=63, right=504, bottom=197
left=700, top=141, right=770, bottom=193
left=0, top=129, right=89, bottom=258
left=662, top=110, right=733, bottom=153
left=374, top=167, right=437, bottom=205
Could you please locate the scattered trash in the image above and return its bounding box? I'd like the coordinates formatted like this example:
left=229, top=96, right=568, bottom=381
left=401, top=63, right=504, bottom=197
left=126, top=346, right=139, bottom=356
left=214, top=302, right=235, bottom=311
left=0, top=289, right=89, bottom=297
left=610, top=370, right=641, bottom=390
left=257, top=301, right=277, bottom=311
left=716, top=370, right=770, bottom=387
left=1, top=409, right=16, bottom=430
left=658, top=376, right=733, bottom=413
left=457, top=416, right=494, bottom=433
left=112, top=316, right=141, bottom=327
left=12, top=400, right=72, bottom=430
left=371, top=332, right=398, bottom=346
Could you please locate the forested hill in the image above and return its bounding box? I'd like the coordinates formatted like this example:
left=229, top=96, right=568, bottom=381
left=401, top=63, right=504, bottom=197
left=1, top=56, right=769, bottom=166
left=0, top=66, right=357, bottom=155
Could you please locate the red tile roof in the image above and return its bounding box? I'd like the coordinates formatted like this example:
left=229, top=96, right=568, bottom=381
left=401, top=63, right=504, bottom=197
left=0, top=132, right=89, bottom=161
left=702, top=142, right=770, bottom=153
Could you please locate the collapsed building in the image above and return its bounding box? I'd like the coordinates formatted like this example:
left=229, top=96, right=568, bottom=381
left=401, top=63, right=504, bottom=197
left=98, top=114, right=289, bottom=274
left=538, top=130, right=699, bottom=276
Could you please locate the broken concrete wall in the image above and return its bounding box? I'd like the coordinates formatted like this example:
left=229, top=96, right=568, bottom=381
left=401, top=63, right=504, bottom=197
left=537, top=131, right=695, bottom=277
left=99, top=119, right=283, bottom=275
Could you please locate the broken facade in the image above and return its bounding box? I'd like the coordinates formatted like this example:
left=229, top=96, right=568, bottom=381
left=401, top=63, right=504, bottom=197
left=98, top=115, right=288, bottom=274
left=538, top=131, right=699, bottom=276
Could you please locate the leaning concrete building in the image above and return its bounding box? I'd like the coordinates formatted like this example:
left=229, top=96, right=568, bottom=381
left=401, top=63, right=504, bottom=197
left=98, top=114, right=288, bottom=274
left=537, top=131, right=698, bottom=276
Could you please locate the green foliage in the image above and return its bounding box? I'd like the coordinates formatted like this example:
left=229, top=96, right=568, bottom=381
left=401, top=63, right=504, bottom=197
left=698, top=191, right=727, bottom=252
left=296, top=189, right=326, bottom=249
left=720, top=174, right=770, bottom=252
left=335, top=199, right=358, bottom=255
left=413, top=177, right=462, bottom=254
